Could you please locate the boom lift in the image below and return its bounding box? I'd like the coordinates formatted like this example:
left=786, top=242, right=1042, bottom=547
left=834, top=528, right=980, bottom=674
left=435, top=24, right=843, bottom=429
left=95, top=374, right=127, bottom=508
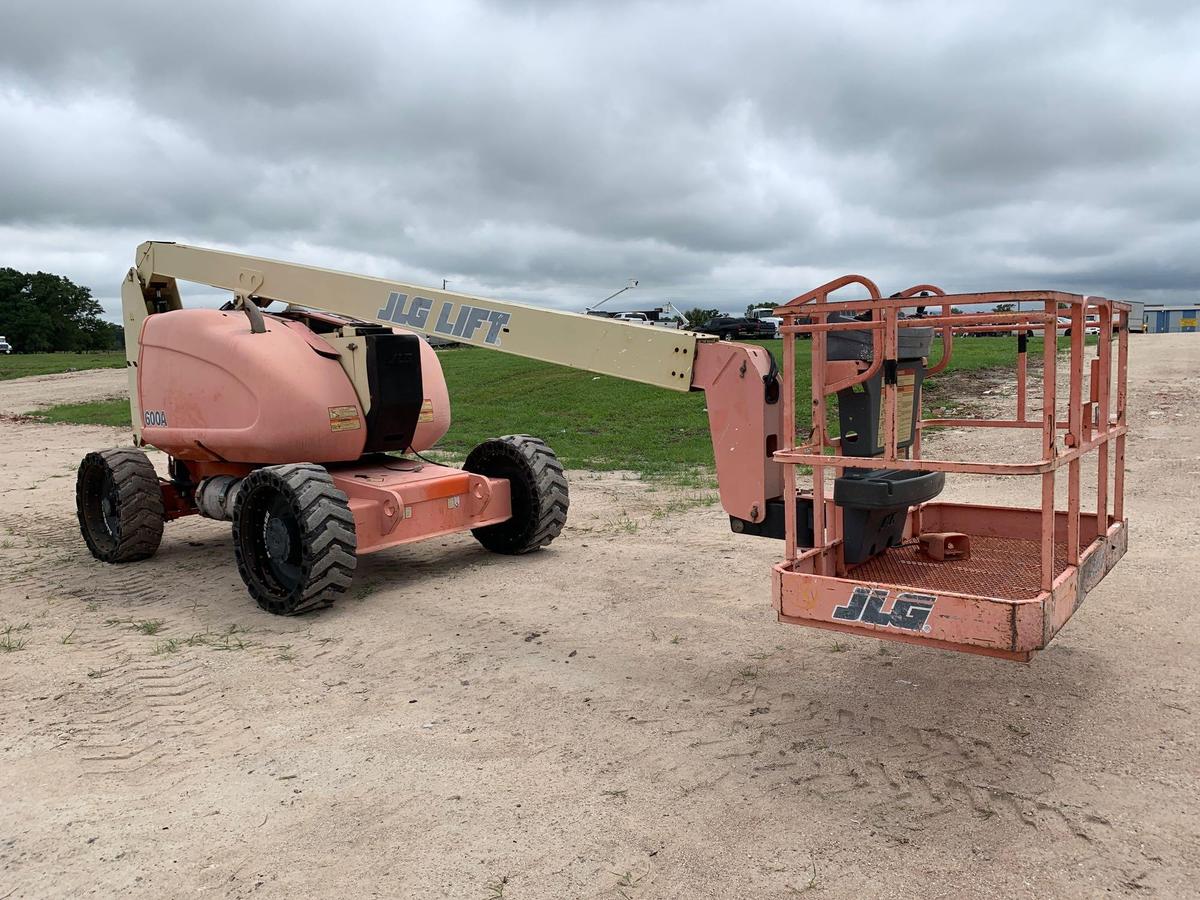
left=76, top=243, right=1128, bottom=660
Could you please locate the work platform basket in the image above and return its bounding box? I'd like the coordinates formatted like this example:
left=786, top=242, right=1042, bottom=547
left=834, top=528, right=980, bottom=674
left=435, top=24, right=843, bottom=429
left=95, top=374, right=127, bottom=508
left=770, top=276, right=1130, bottom=661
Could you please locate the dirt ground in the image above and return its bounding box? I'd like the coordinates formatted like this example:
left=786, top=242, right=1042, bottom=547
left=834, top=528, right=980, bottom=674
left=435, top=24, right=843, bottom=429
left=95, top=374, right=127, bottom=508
left=0, top=367, right=125, bottom=415
left=1, top=337, right=1197, bottom=899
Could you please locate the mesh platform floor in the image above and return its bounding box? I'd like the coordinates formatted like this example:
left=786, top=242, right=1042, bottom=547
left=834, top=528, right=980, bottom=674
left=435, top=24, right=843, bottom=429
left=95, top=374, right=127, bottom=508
left=846, top=535, right=1069, bottom=600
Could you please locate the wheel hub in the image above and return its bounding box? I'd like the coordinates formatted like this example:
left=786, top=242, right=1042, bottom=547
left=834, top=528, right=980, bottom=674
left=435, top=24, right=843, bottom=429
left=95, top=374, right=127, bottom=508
left=265, top=514, right=292, bottom=559
left=101, top=480, right=120, bottom=536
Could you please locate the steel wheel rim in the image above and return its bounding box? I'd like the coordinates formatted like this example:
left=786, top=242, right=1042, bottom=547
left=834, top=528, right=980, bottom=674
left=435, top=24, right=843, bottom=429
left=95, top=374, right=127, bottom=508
left=240, top=484, right=304, bottom=599
left=261, top=495, right=302, bottom=592
left=81, top=462, right=119, bottom=551
left=100, top=472, right=120, bottom=538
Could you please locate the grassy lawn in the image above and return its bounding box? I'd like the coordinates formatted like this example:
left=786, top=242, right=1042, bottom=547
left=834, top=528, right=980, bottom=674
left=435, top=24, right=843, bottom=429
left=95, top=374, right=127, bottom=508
left=25, top=334, right=1061, bottom=478
left=436, top=335, right=1068, bottom=475
left=0, top=351, right=125, bottom=381
left=32, top=399, right=131, bottom=426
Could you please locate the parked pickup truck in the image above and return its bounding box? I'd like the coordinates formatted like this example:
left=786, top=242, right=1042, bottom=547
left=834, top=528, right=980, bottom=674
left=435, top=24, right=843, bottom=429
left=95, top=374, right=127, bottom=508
left=0, top=335, right=11, bottom=354
left=693, top=316, right=776, bottom=341
left=747, top=307, right=782, bottom=337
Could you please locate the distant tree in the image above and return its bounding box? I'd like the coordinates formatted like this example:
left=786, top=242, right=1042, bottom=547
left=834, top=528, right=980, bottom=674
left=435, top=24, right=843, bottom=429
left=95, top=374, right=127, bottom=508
left=683, top=307, right=720, bottom=328
left=92, top=321, right=124, bottom=350
left=0, top=269, right=114, bottom=352
left=951, top=307, right=965, bottom=315
left=745, top=301, right=777, bottom=317
left=993, top=303, right=1016, bottom=313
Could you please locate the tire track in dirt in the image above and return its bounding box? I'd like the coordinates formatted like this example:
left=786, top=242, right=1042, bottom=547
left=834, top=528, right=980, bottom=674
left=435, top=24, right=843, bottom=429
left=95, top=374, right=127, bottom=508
left=582, top=664, right=1117, bottom=862
left=1, top=508, right=255, bottom=783
left=694, top=671, right=1105, bottom=846
left=774, top=702, right=1096, bottom=844
left=25, top=609, right=254, bottom=781
left=75, top=654, right=244, bottom=776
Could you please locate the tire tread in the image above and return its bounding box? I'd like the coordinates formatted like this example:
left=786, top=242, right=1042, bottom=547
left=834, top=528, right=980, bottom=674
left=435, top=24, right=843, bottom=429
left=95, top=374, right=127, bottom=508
left=463, top=435, right=569, bottom=554
left=232, top=464, right=357, bottom=615
left=76, top=448, right=165, bottom=563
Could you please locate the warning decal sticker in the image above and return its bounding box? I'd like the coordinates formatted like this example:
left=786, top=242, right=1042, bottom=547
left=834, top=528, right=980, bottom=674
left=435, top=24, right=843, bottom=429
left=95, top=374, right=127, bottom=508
left=328, top=405, right=361, bottom=432
left=877, top=371, right=916, bottom=441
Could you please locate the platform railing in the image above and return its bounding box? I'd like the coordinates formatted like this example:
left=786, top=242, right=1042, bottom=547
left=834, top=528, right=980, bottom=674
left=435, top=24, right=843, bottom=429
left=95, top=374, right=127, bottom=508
left=771, top=281, right=1129, bottom=599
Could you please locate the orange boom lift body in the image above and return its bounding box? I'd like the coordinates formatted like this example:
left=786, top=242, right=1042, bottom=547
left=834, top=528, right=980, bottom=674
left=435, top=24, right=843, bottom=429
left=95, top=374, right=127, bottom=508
left=76, top=244, right=1127, bottom=659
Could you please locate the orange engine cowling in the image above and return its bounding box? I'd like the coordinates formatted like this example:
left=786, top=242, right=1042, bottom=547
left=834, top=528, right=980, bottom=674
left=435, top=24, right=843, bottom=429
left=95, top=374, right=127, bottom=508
left=137, top=308, right=450, bottom=464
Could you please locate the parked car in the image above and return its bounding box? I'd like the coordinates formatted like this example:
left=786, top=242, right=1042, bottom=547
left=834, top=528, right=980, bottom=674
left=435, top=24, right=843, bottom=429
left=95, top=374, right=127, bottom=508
left=1062, top=315, right=1113, bottom=336
left=693, top=316, right=775, bottom=341
left=0, top=336, right=11, bottom=354
left=747, top=308, right=782, bottom=337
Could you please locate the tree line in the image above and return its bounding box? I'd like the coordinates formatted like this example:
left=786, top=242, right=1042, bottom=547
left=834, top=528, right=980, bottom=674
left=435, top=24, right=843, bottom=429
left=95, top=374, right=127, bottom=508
left=0, top=269, right=124, bottom=352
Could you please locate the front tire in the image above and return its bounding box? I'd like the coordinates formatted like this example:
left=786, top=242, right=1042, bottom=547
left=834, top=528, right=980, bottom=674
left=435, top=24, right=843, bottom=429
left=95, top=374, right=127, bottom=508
left=232, top=464, right=357, bottom=615
left=464, top=435, right=569, bottom=554
left=76, top=448, right=165, bottom=563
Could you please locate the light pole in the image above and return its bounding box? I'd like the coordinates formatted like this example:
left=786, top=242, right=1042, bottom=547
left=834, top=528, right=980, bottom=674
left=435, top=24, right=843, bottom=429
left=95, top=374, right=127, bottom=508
left=585, top=279, right=638, bottom=315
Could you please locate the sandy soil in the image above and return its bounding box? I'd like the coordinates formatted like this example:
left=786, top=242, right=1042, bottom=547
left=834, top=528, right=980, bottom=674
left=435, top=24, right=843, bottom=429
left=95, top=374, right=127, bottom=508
left=0, top=367, right=126, bottom=415
left=1, top=337, right=1197, bottom=899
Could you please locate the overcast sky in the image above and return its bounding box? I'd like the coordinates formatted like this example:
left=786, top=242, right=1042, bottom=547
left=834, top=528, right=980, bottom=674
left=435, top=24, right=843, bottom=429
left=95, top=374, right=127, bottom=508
left=2, top=1, right=1198, bottom=321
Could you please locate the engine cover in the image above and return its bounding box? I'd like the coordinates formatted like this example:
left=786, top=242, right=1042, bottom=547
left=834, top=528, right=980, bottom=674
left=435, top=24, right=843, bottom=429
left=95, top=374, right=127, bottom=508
left=137, top=308, right=368, bottom=464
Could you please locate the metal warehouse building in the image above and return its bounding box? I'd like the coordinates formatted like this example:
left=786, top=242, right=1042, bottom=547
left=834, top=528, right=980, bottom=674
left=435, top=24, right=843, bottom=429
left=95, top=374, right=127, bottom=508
left=1143, top=303, right=1198, bottom=334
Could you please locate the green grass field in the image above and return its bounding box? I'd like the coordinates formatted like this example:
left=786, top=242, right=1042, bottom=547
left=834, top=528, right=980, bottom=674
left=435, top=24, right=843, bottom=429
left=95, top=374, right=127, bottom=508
left=25, top=335, right=1066, bottom=477
left=432, top=335, right=1065, bottom=475
left=30, top=399, right=131, bottom=426
left=0, top=351, right=125, bottom=381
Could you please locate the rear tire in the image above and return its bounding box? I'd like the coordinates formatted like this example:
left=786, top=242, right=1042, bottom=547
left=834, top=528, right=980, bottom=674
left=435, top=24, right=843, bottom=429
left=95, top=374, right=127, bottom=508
left=232, top=464, right=357, bottom=615
left=76, top=448, right=165, bottom=563
left=464, top=435, right=569, bottom=554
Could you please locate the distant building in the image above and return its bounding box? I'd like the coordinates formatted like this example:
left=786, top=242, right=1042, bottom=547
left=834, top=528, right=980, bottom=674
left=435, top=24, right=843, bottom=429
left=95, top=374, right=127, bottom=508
left=1143, top=303, right=1198, bottom=334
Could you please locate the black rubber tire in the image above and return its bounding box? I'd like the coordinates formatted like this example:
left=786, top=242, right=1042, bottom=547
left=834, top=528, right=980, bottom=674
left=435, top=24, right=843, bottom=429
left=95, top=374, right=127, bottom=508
left=463, top=435, right=569, bottom=554
left=76, top=448, right=165, bottom=563
left=232, top=463, right=357, bottom=615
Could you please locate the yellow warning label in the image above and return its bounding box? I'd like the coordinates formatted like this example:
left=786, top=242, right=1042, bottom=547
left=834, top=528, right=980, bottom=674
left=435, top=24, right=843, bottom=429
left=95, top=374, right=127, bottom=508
left=418, top=399, right=435, bottom=423
left=877, top=372, right=916, bottom=446
left=328, top=405, right=361, bottom=432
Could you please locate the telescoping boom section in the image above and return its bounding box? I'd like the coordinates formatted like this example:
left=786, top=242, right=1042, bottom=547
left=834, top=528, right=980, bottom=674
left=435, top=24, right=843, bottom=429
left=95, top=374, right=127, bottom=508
left=91, top=243, right=1128, bottom=660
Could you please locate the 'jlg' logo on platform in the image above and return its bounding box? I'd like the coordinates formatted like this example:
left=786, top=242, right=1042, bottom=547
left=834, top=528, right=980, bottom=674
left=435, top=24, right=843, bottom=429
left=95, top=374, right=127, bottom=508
left=832, top=586, right=936, bottom=633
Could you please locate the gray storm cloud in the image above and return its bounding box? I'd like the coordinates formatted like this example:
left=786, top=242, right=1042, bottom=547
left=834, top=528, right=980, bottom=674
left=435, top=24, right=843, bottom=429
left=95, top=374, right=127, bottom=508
left=1, top=0, right=1197, bottom=319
